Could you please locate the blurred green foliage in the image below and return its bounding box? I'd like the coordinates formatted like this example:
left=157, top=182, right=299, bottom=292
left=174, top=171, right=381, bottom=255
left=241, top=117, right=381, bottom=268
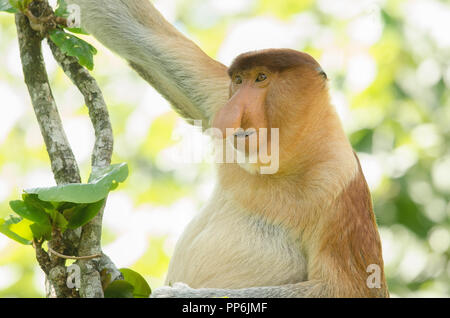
left=0, top=0, right=449, bottom=297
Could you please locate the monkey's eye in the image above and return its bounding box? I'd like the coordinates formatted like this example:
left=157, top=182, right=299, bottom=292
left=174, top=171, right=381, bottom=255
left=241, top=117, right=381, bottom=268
left=234, top=75, right=242, bottom=84
left=256, top=73, right=267, bottom=82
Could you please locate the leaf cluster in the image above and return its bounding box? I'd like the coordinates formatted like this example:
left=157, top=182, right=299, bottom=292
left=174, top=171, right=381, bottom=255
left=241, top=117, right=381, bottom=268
left=1, top=0, right=97, bottom=70
left=0, top=163, right=129, bottom=245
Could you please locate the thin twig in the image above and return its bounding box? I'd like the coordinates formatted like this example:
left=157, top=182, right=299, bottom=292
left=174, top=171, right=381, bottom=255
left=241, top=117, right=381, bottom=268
left=47, top=246, right=102, bottom=260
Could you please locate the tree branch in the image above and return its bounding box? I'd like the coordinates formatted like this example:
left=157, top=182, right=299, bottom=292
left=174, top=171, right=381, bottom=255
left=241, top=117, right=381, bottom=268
left=15, top=15, right=81, bottom=185
left=47, top=40, right=114, bottom=169
left=48, top=35, right=120, bottom=298
left=15, top=0, right=121, bottom=297
left=15, top=11, right=79, bottom=298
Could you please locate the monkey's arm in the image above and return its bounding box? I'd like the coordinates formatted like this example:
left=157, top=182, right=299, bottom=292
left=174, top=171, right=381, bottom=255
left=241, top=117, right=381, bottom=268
left=67, top=0, right=229, bottom=123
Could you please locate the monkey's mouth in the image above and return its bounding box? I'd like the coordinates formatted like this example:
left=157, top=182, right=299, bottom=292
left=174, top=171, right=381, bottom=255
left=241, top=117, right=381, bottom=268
left=233, top=130, right=256, bottom=138
left=230, top=129, right=261, bottom=156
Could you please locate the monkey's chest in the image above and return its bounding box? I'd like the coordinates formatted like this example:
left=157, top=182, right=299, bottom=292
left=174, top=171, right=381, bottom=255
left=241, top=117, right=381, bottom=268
left=165, top=206, right=308, bottom=289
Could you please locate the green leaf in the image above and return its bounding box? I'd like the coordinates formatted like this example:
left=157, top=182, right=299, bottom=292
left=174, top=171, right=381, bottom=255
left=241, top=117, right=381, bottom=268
left=0, top=216, right=32, bottom=245
left=54, top=212, right=68, bottom=231
left=55, top=201, right=78, bottom=211
left=23, top=193, right=54, bottom=211
left=0, top=215, right=21, bottom=225
left=66, top=199, right=105, bottom=229
left=49, top=28, right=97, bottom=70
left=88, top=163, right=129, bottom=183
left=7, top=0, right=31, bottom=12
left=66, top=28, right=89, bottom=35
left=120, top=268, right=152, bottom=298
left=62, top=203, right=86, bottom=220
left=104, top=280, right=135, bottom=298
left=6, top=0, right=19, bottom=10
left=30, top=223, right=52, bottom=241
left=25, top=163, right=129, bottom=204
left=54, top=0, right=68, bottom=17
left=10, top=198, right=51, bottom=226
left=0, top=0, right=17, bottom=12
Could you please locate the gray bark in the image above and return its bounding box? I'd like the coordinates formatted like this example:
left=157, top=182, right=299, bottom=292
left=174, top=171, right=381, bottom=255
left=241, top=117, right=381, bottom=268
left=15, top=3, right=120, bottom=298
left=48, top=39, right=121, bottom=298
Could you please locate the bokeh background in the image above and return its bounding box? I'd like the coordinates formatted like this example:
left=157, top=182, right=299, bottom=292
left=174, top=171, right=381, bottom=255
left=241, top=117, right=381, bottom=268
left=1, top=0, right=449, bottom=297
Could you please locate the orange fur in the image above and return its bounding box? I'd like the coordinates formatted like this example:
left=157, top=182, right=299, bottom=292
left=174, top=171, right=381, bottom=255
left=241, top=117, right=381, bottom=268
left=308, top=154, right=388, bottom=297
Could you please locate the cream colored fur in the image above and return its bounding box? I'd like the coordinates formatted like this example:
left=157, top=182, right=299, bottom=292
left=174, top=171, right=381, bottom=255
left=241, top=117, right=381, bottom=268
left=166, top=188, right=309, bottom=288
left=67, top=0, right=229, bottom=123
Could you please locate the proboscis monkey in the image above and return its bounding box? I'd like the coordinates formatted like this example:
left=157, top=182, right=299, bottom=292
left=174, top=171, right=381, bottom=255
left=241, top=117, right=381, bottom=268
left=67, top=0, right=388, bottom=297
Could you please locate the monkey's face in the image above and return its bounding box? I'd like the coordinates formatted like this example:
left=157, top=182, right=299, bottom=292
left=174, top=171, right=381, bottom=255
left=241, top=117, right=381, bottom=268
left=212, top=49, right=329, bottom=173
left=212, top=66, right=327, bottom=171
left=212, top=67, right=275, bottom=162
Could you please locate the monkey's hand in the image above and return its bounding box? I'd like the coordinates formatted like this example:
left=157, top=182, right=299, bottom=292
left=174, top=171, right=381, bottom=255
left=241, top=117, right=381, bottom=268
left=150, top=282, right=247, bottom=298
left=149, top=282, right=320, bottom=298
left=150, top=283, right=196, bottom=298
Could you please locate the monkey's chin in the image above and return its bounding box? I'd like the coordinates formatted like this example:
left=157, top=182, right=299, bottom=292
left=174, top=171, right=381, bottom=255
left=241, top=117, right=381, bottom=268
left=228, top=142, right=260, bottom=175
left=238, top=162, right=261, bottom=175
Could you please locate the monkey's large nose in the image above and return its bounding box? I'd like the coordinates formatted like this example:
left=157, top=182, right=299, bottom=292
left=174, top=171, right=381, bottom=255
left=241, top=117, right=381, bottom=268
left=212, top=95, right=243, bottom=138
left=212, top=86, right=267, bottom=139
